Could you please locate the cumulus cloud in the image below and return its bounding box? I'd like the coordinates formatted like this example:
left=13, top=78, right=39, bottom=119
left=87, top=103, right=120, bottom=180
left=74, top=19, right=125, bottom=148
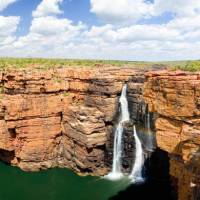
left=153, top=0, right=200, bottom=17
left=32, top=0, right=63, bottom=17
left=90, top=0, right=153, bottom=24
left=30, top=16, right=75, bottom=36
left=168, top=15, right=200, bottom=31
left=14, top=17, right=85, bottom=49
left=0, top=16, right=20, bottom=46
left=0, top=0, right=20, bottom=46
left=9, top=0, right=85, bottom=57
left=0, top=0, right=17, bottom=12
left=0, top=0, right=200, bottom=61
left=90, top=0, right=200, bottom=24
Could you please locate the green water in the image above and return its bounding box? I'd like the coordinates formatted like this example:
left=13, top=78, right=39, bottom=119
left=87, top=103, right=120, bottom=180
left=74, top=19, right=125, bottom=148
left=0, top=162, right=130, bottom=200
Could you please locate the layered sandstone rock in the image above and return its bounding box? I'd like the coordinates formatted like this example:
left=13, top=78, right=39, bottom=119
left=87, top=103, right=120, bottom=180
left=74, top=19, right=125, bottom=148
left=0, top=67, right=145, bottom=175
left=144, top=70, right=200, bottom=200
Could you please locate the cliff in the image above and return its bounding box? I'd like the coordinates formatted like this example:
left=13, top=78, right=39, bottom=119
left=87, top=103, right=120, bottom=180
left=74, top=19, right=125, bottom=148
left=144, top=70, right=200, bottom=200
left=0, top=67, right=145, bottom=175
left=1, top=67, right=199, bottom=199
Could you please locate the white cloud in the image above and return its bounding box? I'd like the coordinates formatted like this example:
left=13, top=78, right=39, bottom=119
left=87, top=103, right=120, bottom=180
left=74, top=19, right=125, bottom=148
left=10, top=0, right=84, bottom=54
left=10, top=0, right=86, bottom=56
left=0, top=0, right=17, bottom=12
left=90, top=0, right=200, bottom=25
left=32, top=0, right=63, bottom=17
left=30, top=16, right=75, bottom=35
left=168, top=15, right=200, bottom=31
left=0, top=0, right=20, bottom=46
left=153, top=0, right=200, bottom=17
left=0, top=0, right=200, bottom=61
left=13, top=17, right=85, bottom=49
left=0, top=16, right=20, bottom=46
left=90, top=0, right=153, bottom=24
left=113, top=25, right=181, bottom=42
left=4, top=15, right=200, bottom=61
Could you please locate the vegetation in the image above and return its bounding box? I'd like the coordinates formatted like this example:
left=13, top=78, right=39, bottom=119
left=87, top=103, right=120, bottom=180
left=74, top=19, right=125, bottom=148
left=0, top=58, right=149, bottom=70
left=0, top=57, right=166, bottom=70
left=0, top=57, right=200, bottom=71
left=172, top=60, right=200, bottom=72
left=63, top=91, right=70, bottom=97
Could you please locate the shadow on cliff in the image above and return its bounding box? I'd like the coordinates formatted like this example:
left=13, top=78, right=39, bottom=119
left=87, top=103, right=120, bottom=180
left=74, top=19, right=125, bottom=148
left=172, top=140, right=200, bottom=200
left=109, top=148, right=175, bottom=200
left=189, top=146, right=200, bottom=200
left=172, top=139, right=200, bottom=174
left=0, top=149, right=15, bottom=164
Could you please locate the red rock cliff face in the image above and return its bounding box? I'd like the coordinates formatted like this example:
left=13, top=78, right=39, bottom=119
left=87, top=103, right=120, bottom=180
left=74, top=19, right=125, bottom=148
left=0, top=67, right=145, bottom=176
left=144, top=71, right=200, bottom=200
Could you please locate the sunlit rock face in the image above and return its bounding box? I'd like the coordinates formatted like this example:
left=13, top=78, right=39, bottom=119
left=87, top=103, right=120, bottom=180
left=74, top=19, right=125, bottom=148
left=0, top=67, right=146, bottom=176
left=144, top=70, right=200, bottom=200
left=2, top=67, right=200, bottom=199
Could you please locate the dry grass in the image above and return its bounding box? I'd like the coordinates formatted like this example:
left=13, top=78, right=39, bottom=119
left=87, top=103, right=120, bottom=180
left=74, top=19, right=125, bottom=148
left=0, top=57, right=199, bottom=71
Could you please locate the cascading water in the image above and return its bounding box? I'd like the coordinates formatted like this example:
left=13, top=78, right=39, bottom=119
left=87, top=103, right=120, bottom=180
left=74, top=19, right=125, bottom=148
left=129, top=125, right=144, bottom=183
left=145, top=111, right=155, bottom=152
left=105, top=84, right=130, bottom=180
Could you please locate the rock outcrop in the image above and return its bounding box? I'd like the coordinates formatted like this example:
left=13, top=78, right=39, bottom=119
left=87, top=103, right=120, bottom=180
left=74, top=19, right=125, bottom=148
left=1, top=66, right=199, bottom=199
left=0, top=67, right=145, bottom=175
left=144, top=70, right=200, bottom=200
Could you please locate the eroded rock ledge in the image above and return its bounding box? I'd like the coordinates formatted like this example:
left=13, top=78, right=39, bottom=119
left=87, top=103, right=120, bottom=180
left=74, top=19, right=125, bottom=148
left=144, top=70, right=200, bottom=200
left=0, top=67, right=145, bottom=175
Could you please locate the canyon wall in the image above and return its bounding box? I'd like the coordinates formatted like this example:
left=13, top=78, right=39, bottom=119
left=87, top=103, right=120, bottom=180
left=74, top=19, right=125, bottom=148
left=144, top=71, right=200, bottom=200
left=1, top=67, right=199, bottom=199
left=0, top=67, right=145, bottom=175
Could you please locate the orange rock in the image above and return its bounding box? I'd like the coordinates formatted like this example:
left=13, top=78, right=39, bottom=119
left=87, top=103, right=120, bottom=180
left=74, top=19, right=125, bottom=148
left=155, top=117, right=182, bottom=154
left=3, top=94, right=62, bottom=120
left=0, top=67, right=143, bottom=175
left=0, top=120, right=14, bottom=151
left=144, top=70, right=200, bottom=200
left=63, top=105, right=108, bottom=147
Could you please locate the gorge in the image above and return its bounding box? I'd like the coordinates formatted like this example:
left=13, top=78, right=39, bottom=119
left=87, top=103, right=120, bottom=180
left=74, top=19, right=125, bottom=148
left=0, top=67, right=199, bottom=200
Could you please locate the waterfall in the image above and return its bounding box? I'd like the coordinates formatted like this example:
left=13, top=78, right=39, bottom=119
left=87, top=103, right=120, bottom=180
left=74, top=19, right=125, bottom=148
left=146, top=111, right=155, bottom=152
left=105, top=84, right=145, bottom=182
left=129, top=125, right=144, bottom=183
left=119, top=85, right=130, bottom=122
left=105, top=84, right=130, bottom=180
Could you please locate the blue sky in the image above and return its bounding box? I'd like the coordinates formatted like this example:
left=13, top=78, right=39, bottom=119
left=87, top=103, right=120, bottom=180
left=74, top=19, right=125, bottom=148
left=2, top=0, right=173, bottom=34
left=0, top=0, right=200, bottom=61
left=2, top=0, right=99, bottom=36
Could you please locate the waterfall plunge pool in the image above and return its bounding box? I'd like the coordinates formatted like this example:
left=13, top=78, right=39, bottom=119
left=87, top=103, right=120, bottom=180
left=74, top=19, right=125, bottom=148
left=0, top=161, right=130, bottom=200
left=0, top=149, right=174, bottom=200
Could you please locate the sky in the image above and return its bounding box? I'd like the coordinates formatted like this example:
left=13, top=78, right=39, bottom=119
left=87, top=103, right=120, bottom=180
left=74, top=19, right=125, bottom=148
left=0, top=0, right=200, bottom=61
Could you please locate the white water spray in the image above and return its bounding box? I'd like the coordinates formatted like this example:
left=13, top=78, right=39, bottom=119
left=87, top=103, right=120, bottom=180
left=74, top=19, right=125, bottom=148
left=105, top=84, right=130, bottom=180
left=129, top=125, right=144, bottom=183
